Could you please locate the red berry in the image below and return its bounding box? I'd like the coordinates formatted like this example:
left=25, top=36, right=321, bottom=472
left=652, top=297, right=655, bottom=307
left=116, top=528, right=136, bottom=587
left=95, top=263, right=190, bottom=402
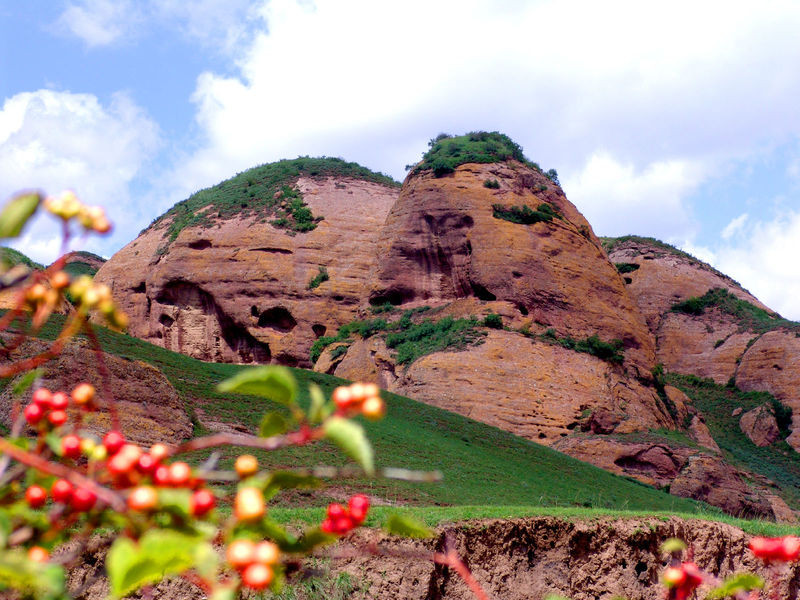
left=48, top=410, right=68, bottom=427
left=24, top=404, right=44, bottom=426
left=32, top=388, right=52, bottom=407
left=103, top=431, right=125, bottom=455
left=25, top=485, right=47, bottom=508
left=50, top=392, right=69, bottom=411
left=782, top=537, right=800, bottom=561
left=51, top=479, right=73, bottom=504
left=107, top=452, right=136, bottom=477
left=348, top=494, right=370, bottom=523
left=327, top=503, right=346, bottom=520
left=190, top=489, right=215, bottom=516
left=70, top=487, right=96, bottom=512
left=320, top=518, right=335, bottom=533
left=136, top=453, right=157, bottom=473
left=167, top=462, right=191, bottom=487
left=61, top=434, right=82, bottom=459
left=127, top=486, right=158, bottom=512
left=334, top=515, right=354, bottom=534
left=332, top=386, right=352, bottom=411
left=241, top=563, right=273, bottom=590
left=152, top=465, right=170, bottom=486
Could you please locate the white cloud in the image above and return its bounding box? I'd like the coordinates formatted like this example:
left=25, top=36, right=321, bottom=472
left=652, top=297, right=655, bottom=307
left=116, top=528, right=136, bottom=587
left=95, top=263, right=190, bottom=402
left=0, top=90, right=160, bottom=263
left=711, top=211, right=800, bottom=320
left=721, top=213, right=749, bottom=240
left=54, top=0, right=255, bottom=51
left=561, top=152, right=704, bottom=240
left=55, top=0, right=141, bottom=47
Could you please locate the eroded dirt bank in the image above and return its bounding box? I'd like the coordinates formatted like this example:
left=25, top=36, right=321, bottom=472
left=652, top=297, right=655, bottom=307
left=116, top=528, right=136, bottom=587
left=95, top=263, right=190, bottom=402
left=331, top=516, right=799, bottom=600
left=66, top=516, right=800, bottom=599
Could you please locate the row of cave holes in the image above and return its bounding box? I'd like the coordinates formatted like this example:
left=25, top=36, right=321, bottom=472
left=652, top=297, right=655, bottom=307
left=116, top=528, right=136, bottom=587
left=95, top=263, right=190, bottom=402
left=157, top=305, right=327, bottom=339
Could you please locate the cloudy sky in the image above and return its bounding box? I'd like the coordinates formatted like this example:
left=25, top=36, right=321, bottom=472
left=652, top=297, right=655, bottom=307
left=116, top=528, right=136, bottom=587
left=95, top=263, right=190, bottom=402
left=2, top=0, right=800, bottom=318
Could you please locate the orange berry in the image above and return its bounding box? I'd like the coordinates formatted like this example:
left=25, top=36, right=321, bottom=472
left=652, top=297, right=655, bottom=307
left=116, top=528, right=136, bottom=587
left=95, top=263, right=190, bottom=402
left=235, top=487, right=265, bottom=522
left=128, top=486, right=158, bottom=512
left=71, top=383, right=95, bottom=405
left=253, top=541, right=280, bottom=566
left=349, top=383, right=367, bottom=402
left=235, top=454, right=259, bottom=478
left=149, top=443, right=169, bottom=463
left=361, top=396, right=386, bottom=420
left=50, top=271, right=70, bottom=289
left=226, top=539, right=256, bottom=569
left=27, top=546, right=49, bottom=563
left=168, top=462, right=192, bottom=487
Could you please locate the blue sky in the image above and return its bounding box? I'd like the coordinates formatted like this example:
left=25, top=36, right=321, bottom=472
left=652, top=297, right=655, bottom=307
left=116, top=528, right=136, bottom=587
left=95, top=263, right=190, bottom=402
left=2, top=0, right=800, bottom=319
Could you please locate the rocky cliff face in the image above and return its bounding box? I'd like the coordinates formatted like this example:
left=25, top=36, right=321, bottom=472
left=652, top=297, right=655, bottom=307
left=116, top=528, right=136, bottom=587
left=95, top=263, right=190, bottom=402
left=373, top=162, right=655, bottom=377
left=93, top=139, right=800, bottom=519
left=94, top=173, right=399, bottom=368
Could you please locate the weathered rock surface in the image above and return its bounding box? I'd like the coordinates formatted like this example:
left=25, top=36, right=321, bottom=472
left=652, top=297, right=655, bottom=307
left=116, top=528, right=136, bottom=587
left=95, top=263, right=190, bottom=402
left=688, top=415, right=720, bottom=453
left=94, top=177, right=399, bottom=367
left=739, top=403, right=781, bottom=447
left=736, top=330, right=800, bottom=449
left=0, top=339, right=191, bottom=446
left=607, top=238, right=767, bottom=334
left=324, top=330, right=672, bottom=444
left=655, top=311, right=755, bottom=384
left=372, top=162, right=656, bottom=377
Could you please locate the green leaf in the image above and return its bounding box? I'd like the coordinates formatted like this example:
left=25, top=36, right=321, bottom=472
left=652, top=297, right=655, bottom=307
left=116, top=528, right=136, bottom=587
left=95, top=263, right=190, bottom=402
left=0, top=192, right=41, bottom=239
left=0, top=510, right=10, bottom=548
left=263, top=471, right=321, bottom=500
left=107, top=530, right=207, bottom=598
left=323, top=417, right=374, bottom=475
left=308, top=384, right=330, bottom=424
left=0, top=549, right=65, bottom=599
left=217, top=365, right=297, bottom=406
left=157, top=489, right=192, bottom=517
left=12, top=369, right=43, bottom=396
left=259, top=412, right=289, bottom=438
left=284, top=528, right=337, bottom=553
left=660, top=538, right=687, bottom=554
left=191, top=542, right=218, bottom=581
left=707, top=573, right=764, bottom=598
left=209, top=586, right=237, bottom=600
left=384, top=513, right=434, bottom=538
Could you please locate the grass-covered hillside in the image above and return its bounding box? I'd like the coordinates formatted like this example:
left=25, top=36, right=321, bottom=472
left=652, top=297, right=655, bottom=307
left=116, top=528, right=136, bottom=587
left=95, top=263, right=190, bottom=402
left=412, top=131, right=560, bottom=182
left=63, top=250, right=105, bottom=278
left=0, top=247, right=44, bottom=271
left=8, top=312, right=713, bottom=515
left=148, top=157, right=400, bottom=244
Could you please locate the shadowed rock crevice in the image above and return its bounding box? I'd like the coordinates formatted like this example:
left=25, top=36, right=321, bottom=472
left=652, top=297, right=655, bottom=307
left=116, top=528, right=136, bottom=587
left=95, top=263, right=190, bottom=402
left=256, top=306, right=297, bottom=332
left=154, top=281, right=271, bottom=364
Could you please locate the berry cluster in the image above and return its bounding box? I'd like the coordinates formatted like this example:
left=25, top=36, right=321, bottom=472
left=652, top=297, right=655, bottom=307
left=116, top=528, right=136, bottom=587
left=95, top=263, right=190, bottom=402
left=23, top=384, right=94, bottom=429
left=332, top=383, right=385, bottom=420
left=225, top=539, right=280, bottom=590
left=320, top=494, right=370, bottom=535
left=22, top=384, right=217, bottom=518
left=43, top=190, right=111, bottom=234
left=748, top=536, right=800, bottom=563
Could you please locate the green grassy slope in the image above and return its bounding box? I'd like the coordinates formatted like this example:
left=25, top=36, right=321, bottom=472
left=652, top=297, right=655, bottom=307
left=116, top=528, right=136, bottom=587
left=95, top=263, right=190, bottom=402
left=0, top=247, right=44, bottom=271
left=667, top=373, right=800, bottom=507
left=11, top=313, right=714, bottom=514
